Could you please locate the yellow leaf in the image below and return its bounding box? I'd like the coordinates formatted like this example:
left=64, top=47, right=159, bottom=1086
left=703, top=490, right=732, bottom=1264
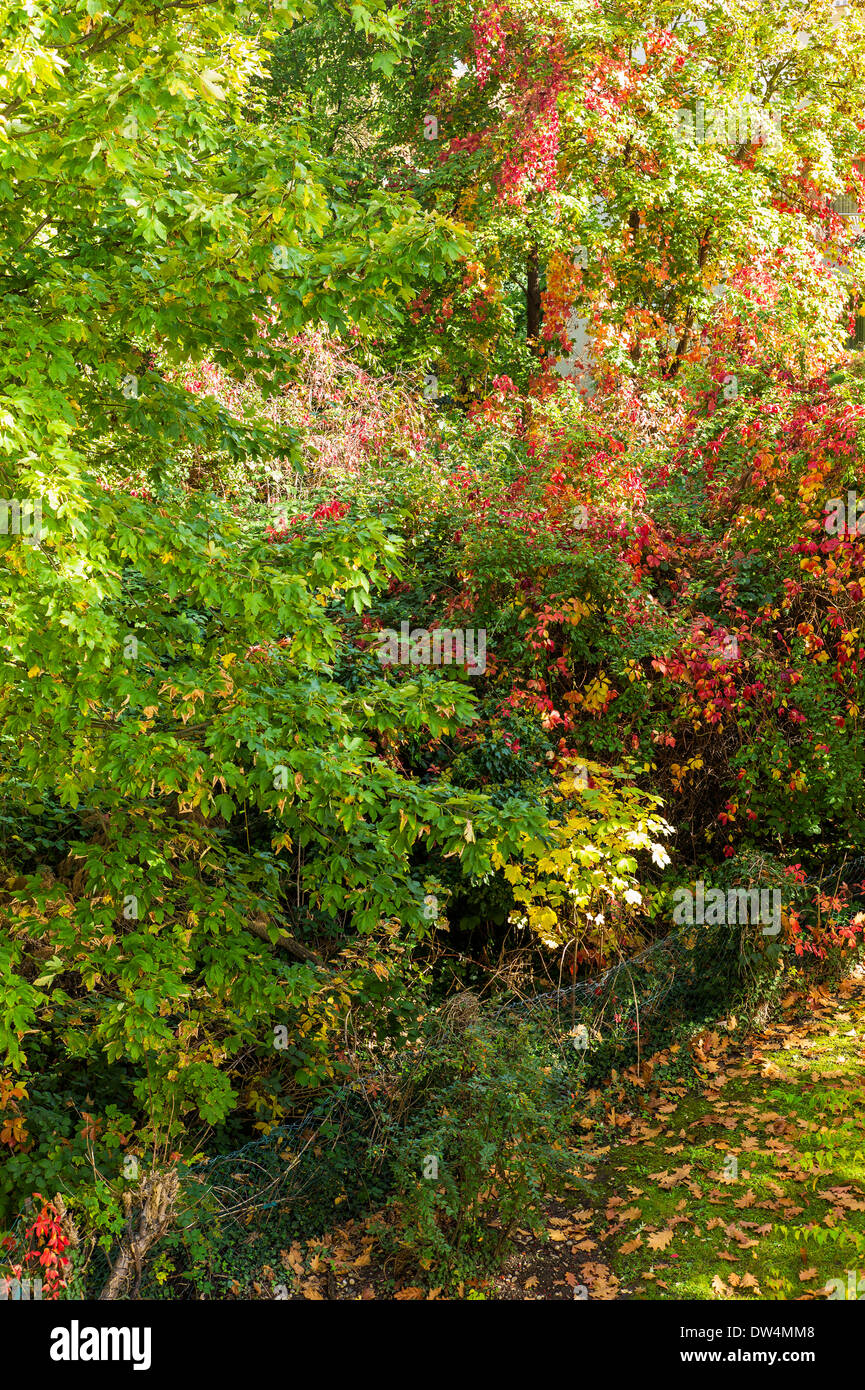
left=199, top=68, right=227, bottom=102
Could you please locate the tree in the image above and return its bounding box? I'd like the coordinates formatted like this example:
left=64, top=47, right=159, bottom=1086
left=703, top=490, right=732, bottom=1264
left=0, top=0, right=539, bottom=1197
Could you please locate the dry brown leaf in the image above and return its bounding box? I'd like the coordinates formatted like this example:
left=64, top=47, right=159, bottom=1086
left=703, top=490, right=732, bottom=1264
left=647, top=1229, right=675, bottom=1251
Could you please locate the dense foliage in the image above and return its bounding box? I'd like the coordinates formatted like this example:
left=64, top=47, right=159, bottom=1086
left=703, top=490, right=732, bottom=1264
left=1, top=0, right=864, bottom=1297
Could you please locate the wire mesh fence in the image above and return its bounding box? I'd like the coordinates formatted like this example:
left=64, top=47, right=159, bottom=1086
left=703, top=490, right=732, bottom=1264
left=176, top=854, right=865, bottom=1227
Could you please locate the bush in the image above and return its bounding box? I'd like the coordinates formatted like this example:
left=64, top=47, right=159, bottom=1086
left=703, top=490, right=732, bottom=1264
left=375, top=1002, right=577, bottom=1284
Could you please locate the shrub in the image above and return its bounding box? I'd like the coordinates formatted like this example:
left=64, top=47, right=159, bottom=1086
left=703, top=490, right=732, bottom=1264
left=377, top=1005, right=577, bottom=1284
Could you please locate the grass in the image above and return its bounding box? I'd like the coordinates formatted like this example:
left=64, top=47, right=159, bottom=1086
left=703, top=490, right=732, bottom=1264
left=570, top=973, right=865, bottom=1300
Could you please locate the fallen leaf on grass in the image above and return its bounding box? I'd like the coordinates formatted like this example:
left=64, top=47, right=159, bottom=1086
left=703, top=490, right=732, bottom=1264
left=647, top=1229, right=675, bottom=1251
left=648, top=1165, right=693, bottom=1190
left=725, top=1223, right=758, bottom=1249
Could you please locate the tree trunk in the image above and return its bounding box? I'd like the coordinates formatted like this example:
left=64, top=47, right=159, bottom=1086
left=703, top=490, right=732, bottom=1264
left=246, top=915, right=324, bottom=965
left=100, top=1170, right=179, bottom=1301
